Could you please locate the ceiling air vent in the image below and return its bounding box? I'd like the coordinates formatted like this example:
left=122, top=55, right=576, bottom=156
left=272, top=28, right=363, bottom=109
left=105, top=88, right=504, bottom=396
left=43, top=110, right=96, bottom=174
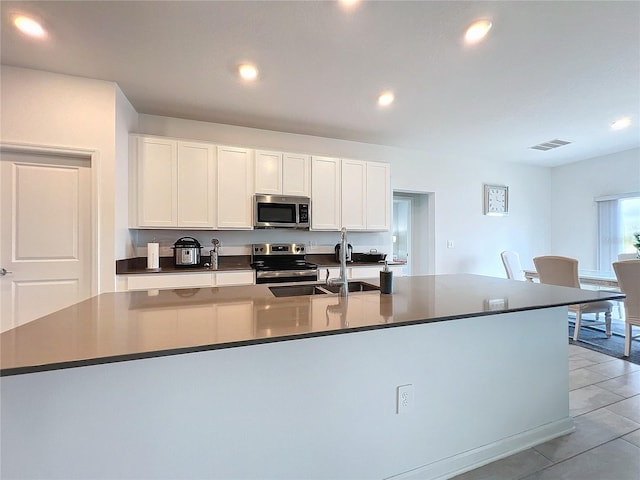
left=530, top=139, right=572, bottom=151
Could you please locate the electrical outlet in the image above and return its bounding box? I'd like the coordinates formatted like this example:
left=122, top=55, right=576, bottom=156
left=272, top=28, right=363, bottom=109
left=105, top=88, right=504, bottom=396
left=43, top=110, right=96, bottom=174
left=396, top=384, right=414, bottom=414
left=447, top=240, right=454, bottom=249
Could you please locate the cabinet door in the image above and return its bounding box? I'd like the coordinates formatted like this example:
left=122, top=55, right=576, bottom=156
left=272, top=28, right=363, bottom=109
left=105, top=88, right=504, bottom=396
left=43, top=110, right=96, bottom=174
left=214, top=271, right=255, bottom=286
left=282, top=153, right=311, bottom=197
left=311, top=156, right=341, bottom=230
left=177, top=141, right=216, bottom=228
left=365, top=162, right=390, bottom=231
left=341, top=159, right=367, bottom=230
left=217, top=146, right=254, bottom=229
left=137, top=137, right=177, bottom=227
left=255, top=150, right=282, bottom=195
left=125, top=273, right=214, bottom=291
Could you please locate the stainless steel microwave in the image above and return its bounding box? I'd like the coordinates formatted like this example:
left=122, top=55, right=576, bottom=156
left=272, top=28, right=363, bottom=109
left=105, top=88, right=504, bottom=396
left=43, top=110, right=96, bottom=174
left=254, top=195, right=310, bottom=229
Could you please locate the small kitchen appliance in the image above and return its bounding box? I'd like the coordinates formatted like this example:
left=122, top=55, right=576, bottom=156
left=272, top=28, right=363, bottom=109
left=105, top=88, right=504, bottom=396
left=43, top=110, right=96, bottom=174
left=172, top=237, right=202, bottom=267
left=251, top=243, right=318, bottom=283
left=334, top=242, right=353, bottom=262
left=254, top=195, right=310, bottom=229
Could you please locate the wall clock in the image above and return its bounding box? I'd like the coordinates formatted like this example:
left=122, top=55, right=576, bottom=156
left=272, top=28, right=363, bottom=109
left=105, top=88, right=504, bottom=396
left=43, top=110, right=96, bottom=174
left=484, top=184, right=509, bottom=216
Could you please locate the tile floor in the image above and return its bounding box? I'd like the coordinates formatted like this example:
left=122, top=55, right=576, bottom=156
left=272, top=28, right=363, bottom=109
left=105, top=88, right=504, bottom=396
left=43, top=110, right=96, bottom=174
left=451, top=343, right=640, bottom=480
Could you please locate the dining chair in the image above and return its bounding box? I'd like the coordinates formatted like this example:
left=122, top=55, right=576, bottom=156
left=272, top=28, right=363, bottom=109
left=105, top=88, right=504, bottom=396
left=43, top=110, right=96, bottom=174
left=533, top=255, right=613, bottom=341
left=501, top=251, right=525, bottom=281
left=612, top=260, right=640, bottom=357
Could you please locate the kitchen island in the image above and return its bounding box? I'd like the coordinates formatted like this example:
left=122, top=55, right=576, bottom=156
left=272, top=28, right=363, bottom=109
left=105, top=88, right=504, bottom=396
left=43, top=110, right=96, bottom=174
left=0, top=275, right=623, bottom=479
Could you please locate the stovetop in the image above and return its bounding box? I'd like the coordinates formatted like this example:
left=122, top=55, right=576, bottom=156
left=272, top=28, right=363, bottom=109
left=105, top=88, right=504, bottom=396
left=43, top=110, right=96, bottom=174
left=251, top=243, right=317, bottom=271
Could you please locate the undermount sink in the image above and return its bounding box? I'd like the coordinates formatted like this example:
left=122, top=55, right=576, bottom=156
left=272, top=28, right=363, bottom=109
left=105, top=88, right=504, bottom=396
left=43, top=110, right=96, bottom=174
left=321, top=281, right=380, bottom=294
left=269, top=282, right=380, bottom=297
left=269, top=285, right=329, bottom=297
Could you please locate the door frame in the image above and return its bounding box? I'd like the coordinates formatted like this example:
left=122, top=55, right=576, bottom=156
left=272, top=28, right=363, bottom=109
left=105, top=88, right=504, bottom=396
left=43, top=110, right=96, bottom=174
left=0, top=142, right=100, bottom=296
left=392, top=190, right=435, bottom=275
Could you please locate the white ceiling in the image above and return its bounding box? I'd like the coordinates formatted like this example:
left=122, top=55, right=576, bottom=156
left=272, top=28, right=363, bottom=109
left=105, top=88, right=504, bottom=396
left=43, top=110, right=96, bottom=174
left=1, top=1, right=639, bottom=167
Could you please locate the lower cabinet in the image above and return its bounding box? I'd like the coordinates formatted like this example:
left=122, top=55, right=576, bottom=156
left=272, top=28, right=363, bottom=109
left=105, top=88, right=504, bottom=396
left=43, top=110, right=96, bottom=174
left=319, top=264, right=404, bottom=282
left=119, top=271, right=254, bottom=292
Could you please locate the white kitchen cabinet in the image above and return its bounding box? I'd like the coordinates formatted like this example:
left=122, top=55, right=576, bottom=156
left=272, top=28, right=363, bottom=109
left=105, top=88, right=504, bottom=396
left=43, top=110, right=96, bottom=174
left=177, top=141, right=216, bottom=228
left=311, top=156, right=341, bottom=230
left=124, top=272, right=215, bottom=291
left=130, top=136, right=215, bottom=228
left=319, top=264, right=404, bottom=283
left=132, top=136, right=177, bottom=227
left=282, top=153, right=311, bottom=196
left=214, top=270, right=255, bottom=286
left=365, top=161, right=390, bottom=231
left=254, top=150, right=282, bottom=195
left=255, top=151, right=310, bottom=197
left=341, top=159, right=367, bottom=230
left=217, top=146, right=254, bottom=229
left=118, top=270, right=254, bottom=292
left=340, top=159, right=390, bottom=232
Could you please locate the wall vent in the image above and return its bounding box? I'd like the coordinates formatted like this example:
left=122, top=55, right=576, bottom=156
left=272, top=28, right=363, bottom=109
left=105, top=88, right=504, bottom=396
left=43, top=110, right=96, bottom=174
left=530, top=139, right=572, bottom=151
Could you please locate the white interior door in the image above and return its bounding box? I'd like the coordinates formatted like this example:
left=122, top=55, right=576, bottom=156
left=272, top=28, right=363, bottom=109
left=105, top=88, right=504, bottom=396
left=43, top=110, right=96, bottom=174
left=0, top=151, right=92, bottom=332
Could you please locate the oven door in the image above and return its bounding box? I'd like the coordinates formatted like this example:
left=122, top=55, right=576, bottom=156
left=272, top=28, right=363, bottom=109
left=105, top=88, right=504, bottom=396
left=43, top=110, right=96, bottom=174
left=255, top=269, right=318, bottom=284
left=255, top=200, right=298, bottom=228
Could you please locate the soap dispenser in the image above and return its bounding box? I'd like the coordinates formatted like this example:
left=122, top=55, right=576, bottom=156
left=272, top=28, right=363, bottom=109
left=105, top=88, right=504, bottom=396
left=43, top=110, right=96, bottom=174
left=380, top=260, right=393, bottom=294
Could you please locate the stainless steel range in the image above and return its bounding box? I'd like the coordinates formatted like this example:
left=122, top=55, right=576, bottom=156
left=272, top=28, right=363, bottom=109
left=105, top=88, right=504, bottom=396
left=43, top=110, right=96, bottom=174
left=251, top=243, right=318, bottom=284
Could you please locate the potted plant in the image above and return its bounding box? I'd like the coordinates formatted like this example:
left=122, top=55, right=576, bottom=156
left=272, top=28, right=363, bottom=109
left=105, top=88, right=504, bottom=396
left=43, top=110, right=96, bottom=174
left=634, top=232, right=640, bottom=258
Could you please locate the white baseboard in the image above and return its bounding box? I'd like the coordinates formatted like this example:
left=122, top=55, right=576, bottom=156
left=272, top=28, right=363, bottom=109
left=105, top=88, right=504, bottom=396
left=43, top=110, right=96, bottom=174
left=387, top=417, right=575, bottom=480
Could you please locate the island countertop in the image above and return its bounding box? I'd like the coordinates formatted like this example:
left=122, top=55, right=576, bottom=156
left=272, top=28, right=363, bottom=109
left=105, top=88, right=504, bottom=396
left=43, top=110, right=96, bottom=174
left=0, top=274, right=623, bottom=376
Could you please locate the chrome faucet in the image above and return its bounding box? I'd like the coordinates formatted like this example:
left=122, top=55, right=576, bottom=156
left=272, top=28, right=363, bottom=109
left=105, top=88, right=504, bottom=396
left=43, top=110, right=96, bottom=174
left=326, top=227, right=349, bottom=297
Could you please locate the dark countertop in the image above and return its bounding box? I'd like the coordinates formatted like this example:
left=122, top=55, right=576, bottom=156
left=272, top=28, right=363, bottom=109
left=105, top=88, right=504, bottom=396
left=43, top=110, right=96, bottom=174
left=116, top=255, right=252, bottom=274
left=1, top=274, right=624, bottom=377
left=116, top=254, right=401, bottom=274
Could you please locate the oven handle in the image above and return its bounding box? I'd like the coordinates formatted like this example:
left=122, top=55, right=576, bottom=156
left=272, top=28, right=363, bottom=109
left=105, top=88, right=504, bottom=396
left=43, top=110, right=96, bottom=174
left=256, top=269, right=318, bottom=279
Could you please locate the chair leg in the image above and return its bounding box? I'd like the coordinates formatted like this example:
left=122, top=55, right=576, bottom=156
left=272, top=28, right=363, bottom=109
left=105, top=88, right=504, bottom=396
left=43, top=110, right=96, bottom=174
left=605, top=311, right=612, bottom=338
left=624, top=323, right=632, bottom=357
left=573, top=310, right=582, bottom=341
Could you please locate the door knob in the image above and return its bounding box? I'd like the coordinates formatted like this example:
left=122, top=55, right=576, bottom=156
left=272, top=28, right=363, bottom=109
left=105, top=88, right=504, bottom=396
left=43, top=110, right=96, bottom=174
left=0, top=268, right=13, bottom=276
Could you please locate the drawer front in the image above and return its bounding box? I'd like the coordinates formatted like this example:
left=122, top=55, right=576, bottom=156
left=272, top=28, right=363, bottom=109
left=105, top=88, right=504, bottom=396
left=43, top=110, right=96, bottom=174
left=126, top=273, right=214, bottom=291
left=214, top=271, right=255, bottom=286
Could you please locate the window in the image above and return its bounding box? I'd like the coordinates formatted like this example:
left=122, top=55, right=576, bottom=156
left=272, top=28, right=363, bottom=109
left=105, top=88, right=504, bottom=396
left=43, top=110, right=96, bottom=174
left=597, top=193, right=640, bottom=271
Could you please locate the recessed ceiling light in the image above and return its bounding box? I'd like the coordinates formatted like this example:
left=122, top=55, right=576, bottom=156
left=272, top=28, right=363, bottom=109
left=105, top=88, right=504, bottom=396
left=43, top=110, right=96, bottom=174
left=340, top=0, right=361, bottom=9
left=464, top=19, right=492, bottom=44
left=611, top=117, right=631, bottom=130
left=377, top=91, right=394, bottom=107
left=13, top=15, right=46, bottom=38
left=238, top=64, right=258, bottom=81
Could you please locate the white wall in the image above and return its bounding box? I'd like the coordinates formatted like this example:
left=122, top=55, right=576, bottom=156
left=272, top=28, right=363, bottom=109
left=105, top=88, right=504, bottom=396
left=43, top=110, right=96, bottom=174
left=0, top=66, right=122, bottom=292
left=550, top=148, right=640, bottom=269
left=138, top=114, right=552, bottom=276
left=115, top=86, right=139, bottom=260
left=0, top=66, right=555, bottom=284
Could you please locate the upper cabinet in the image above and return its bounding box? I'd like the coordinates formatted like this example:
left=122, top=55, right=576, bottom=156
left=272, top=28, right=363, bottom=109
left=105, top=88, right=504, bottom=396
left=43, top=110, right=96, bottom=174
left=129, top=134, right=389, bottom=232
left=254, top=150, right=282, bottom=195
left=255, top=150, right=310, bottom=197
left=365, top=161, right=391, bottom=231
left=130, top=136, right=215, bottom=228
left=282, top=153, right=311, bottom=197
left=217, top=146, right=254, bottom=229
left=341, top=159, right=367, bottom=230
left=311, top=156, right=341, bottom=230
left=340, top=159, right=391, bottom=231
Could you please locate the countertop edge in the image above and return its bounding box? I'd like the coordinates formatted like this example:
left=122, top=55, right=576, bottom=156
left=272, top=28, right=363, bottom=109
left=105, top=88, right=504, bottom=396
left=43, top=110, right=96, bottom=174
left=1, top=298, right=623, bottom=378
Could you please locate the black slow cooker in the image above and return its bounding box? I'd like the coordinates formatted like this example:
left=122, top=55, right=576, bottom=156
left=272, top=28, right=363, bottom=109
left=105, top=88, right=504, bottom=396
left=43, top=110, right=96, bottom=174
left=172, top=237, right=202, bottom=267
